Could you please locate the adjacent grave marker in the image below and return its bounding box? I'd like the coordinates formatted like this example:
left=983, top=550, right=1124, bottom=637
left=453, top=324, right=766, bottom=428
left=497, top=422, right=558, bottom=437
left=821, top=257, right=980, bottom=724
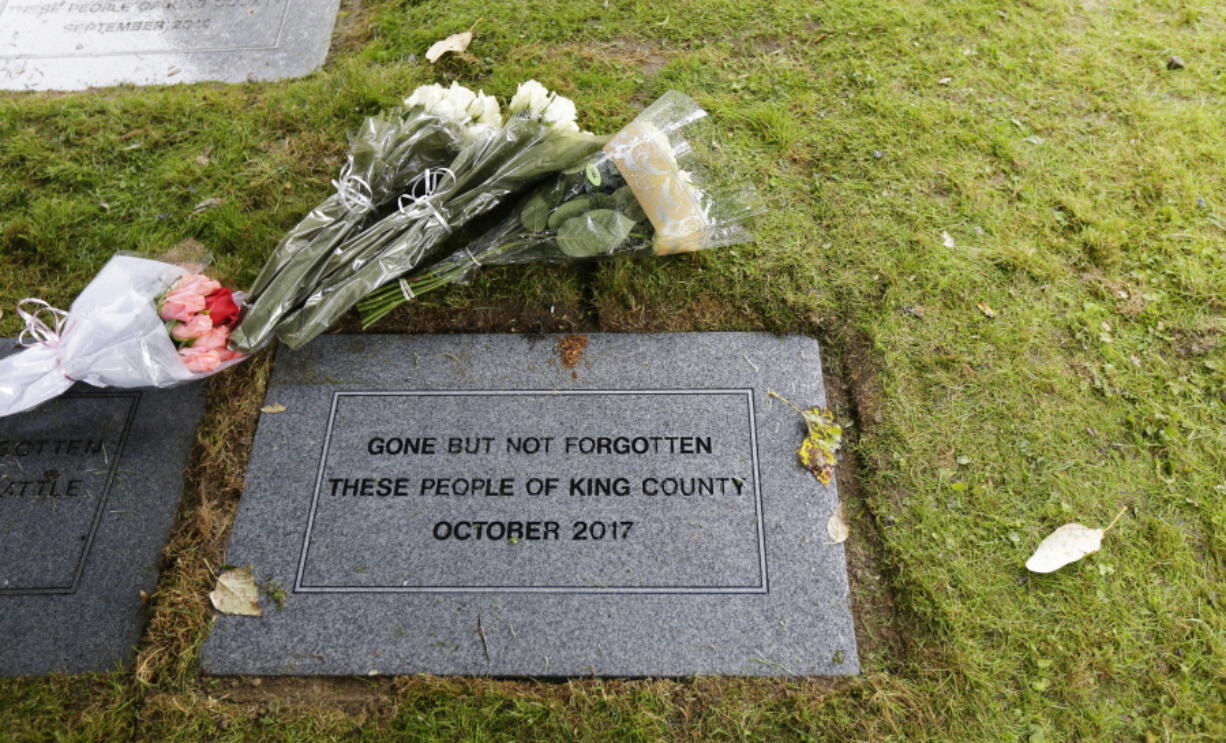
left=0, top=0, right=341, bottom=91
left=0, top=339, right=204, bottom=675
left=205, top=333, right=859, bottom=676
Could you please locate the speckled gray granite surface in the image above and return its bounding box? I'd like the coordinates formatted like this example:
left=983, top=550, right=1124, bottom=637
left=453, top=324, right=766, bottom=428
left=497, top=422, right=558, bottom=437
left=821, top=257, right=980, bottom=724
left=0, top=339, right=204, bottom=675
left=0, top=0, right=340, bottom=91
left=204, top=333, right=859, bottom=677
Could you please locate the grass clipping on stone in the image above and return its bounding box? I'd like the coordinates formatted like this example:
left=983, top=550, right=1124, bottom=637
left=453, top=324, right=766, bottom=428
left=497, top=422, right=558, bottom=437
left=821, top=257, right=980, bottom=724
left=770, top=391, right=843, bottom=485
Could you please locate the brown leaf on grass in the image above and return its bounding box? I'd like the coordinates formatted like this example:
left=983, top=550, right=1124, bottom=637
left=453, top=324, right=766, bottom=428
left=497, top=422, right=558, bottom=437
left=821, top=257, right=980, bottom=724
left=976, top=301, right=997, bottom=318
left=196, top=146, right=214, bottom=166
left=209, top=568, right=261, bottom=616
left=426, top=31, right=473, bottom=63
left=260, top=403, right=286, bottom=414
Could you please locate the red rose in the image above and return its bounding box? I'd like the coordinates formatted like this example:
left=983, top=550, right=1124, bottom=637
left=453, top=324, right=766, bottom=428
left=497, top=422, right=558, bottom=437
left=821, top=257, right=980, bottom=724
left=203, top=288, right=240, bottom=327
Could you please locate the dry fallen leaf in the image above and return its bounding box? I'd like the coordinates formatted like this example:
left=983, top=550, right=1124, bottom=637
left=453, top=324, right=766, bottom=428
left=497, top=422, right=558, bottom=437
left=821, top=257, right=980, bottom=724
left=976, top=301, right=997, bottom=318
left=426, top=30, right=473, bottom=63
left=260, top=403, right=287, bottom=414
left=941, top=231, right=955, bottom=248
left=1026, top=507, right=1126, bottom=573
left=769, top=391, right=843, bottom=485
left=827, top=503, right=849, bottom=544
left=191, top=197, right=224, bottom=215
left=196, top=146, right=213, bottom=166
left=209, top=568, right=262, bottom=616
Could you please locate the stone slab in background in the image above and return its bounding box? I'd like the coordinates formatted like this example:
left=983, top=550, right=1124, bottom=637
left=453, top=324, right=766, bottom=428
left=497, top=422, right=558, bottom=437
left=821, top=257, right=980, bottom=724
left=0, top=339, right=205, bottom=675
left=204, top=333, right=859, bottom=677
left=0, top=0, right=341, bottom=91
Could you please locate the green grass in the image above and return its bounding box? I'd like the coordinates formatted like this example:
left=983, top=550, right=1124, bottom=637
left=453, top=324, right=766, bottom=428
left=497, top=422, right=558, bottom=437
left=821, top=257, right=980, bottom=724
left=2, top=0, right=1224, bottom=740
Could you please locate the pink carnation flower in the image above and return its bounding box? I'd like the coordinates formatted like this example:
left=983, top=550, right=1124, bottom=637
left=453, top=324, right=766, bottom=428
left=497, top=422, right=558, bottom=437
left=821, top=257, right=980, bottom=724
left=159, top=273, right=221, bottom=323
left=171, top=274, right=221, bottom=297
left=171, top=314, right=212, bottom=341
left=160, top=292, right=205, bottom=323
left=178, top=324, right=242, bottom=373
left=191, top=326, right=230, bottom=352
left=179, top=346, right=221, bottom=373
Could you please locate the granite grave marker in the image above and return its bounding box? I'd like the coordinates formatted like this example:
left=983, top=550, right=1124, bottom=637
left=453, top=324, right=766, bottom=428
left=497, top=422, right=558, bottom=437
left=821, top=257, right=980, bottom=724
left=0, top=0, right=341, bottom=91
left=204, top=333, right=859, bottom=677
left=0, top=339, right=205, bottom=675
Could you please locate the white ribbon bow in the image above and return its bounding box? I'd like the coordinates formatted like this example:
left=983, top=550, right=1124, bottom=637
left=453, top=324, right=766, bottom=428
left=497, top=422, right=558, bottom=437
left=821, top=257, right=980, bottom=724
left=397, top=167, right=456, bottom=232
left=331, top=161, right=375, bottom=214
left=16, top=299, right=70, bottom=348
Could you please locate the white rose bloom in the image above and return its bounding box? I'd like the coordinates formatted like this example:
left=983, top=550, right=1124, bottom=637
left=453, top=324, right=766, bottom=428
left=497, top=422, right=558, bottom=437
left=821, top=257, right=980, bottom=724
left=405, top=83, right=446, bottom=109
left=541, top=94, right=578, bottom=131
left=509, top=80, right=551, bottom=115
left=430, top=97, right=466, bottom=123
left=469, top=92, right=502, bottom=127
left=445, top=81, right=477, bottom=114
left=466, top=122, right=500, bottom=141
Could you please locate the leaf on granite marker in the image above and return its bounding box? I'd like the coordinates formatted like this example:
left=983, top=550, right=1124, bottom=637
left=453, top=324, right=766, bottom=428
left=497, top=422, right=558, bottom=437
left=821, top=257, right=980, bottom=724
left=260, top=403, right=287, bottom=414
left=769, top=391, right=843, bottom=485
left=426, top=30, right=473, bottom=63
left=209, top=568, right=262, bottom=616
left=827, top=503, right=849, bottom=544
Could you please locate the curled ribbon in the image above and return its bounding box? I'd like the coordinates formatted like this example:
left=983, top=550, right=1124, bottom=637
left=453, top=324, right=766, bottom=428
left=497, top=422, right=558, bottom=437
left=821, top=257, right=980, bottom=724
left=331, top=161, right=375, bottom=214
left=397, top=167, right=456, bottom=233
left=16, top=299, right=69, bottom=349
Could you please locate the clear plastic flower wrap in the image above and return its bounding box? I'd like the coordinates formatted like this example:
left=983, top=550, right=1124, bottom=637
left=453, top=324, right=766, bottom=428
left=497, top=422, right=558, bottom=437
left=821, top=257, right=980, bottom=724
left=229, top=81, right=601, bottom=351
left=0, top=253, right=246, bottom=417
left=261, top=82, right=604, bottom=350
left=232, top=88, right=486, bottom=352
left=358, top=90, right=764, bottom=327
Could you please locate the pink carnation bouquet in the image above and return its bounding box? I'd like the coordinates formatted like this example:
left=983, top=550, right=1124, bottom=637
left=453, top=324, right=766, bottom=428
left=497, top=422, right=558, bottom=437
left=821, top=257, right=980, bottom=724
left=1, top=254, right=247, bottom=417
left=158, top=274, right=244, bottom=373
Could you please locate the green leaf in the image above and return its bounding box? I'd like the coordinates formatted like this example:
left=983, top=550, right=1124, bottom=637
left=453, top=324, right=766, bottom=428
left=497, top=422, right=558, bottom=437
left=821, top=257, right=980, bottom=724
left=612, top=186, right=646, bottom=223
left=556, top=209, right=637, bottom=258
left=520, top=193, right=552, bottom=232
left=547, top=196, right=594, bottom=229
left=585, top=161, right=602, bottom=187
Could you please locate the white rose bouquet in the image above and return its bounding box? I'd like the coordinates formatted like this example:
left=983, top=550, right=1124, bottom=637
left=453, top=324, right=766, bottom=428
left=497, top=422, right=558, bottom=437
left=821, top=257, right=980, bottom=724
left=250, top=80, right=603, bottom=350
left=357, top=91, right=764, bottom=327
left=232, top=82, right=502, bottom=351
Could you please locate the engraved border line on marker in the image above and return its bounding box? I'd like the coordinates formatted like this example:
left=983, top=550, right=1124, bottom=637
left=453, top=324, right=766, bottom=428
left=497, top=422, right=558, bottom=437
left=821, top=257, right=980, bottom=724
left=0, top=391, right=139, bottom=596
left=293, top=390, right=342, bottom=593
left=0, top=0, right=294, bottom=60
left=292, top=389, right=769, bottom=595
